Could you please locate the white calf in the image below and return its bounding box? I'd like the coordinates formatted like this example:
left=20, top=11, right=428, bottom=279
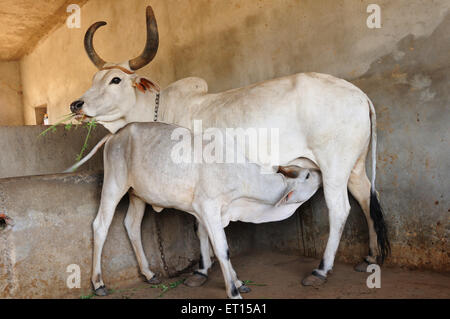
left=92, top=122, right=321, bottom=299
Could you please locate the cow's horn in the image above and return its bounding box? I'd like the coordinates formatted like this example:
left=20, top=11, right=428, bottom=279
left=84, top=21, right=107, bottom=69
left=128, top=6, right=159, bottom=70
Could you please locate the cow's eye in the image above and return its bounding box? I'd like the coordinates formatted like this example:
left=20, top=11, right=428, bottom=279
left=305, top=172, right=310, bottom=180
left=110, top=77, right=121, bottom=85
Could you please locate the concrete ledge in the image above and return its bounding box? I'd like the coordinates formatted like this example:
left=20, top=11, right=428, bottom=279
left=0, top=125, right=108, bottom=179
left=0, top=172, right=199, bottom=298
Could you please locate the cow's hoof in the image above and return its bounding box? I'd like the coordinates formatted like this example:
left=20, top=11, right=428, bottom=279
left=302, top=273, right=326, bottom=286
left=354, top=260, right=370, bottom=272
left=147, top=275, right=161, bottom=285
left=94, top=285, right=108, bottom=296
left=184, top=271, right=208, bottom=287
left=238, top=284, right=251, bottom=293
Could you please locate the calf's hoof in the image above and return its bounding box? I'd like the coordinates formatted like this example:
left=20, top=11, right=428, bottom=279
left=238, top=284, right=251, bottom=293
left=184, top=271, right=208, bottom=287
left=94, top=285, right=108, bottom=296
left=302, top=272, right=326, bottom=287
left=354, top=260, right=370, bottom=272
left=147, top=275, right=161, bottom=285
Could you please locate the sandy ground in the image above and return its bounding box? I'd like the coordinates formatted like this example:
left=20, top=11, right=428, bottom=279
left=93, top=251, right=450, bottom=299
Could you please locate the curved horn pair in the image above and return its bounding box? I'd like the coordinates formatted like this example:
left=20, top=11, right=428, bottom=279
left=84, top=6, right=159, bottom=70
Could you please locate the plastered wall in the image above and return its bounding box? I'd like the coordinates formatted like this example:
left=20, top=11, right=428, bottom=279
left=0, top=61, right=23, bottom=125
left=0, top=125, right=107, bottom=179
left=20, top=0, right=174, bottom=125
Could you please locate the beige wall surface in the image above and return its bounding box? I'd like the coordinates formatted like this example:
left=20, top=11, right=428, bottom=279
left=0, top=125, right=108, bottom=179
left=0, top=61, right=24, bottom=125
left=20, top=0, right=449, bottom=123
left=20, top=0, right=174, bottom=125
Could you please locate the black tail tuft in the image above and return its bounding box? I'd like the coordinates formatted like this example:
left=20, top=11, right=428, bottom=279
left=370, top=190, right=390, bottom=264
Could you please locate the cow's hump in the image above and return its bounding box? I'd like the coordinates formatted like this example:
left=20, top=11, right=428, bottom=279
left=164, top=77, right=208, bottom=96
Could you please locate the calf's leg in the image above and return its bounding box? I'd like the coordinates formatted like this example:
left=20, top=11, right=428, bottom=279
left=196, top=202, right=242, bottom=299
left=91, top=184, right=128, bottom=295
left=227, top=258, right=251, bottom=293
left=185, top=220, right=251, bottom=293
left=124, top=194, right=160, bottom=284
left=184, top=220, right=213, bottom=287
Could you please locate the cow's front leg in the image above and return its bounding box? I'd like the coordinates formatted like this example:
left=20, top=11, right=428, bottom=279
left=302, top=182, right=350, bottom=286
left=184, top=219, right=213, bottom=287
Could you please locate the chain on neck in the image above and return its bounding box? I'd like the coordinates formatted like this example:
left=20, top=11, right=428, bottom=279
left=154, top=92, right=160, bottom=121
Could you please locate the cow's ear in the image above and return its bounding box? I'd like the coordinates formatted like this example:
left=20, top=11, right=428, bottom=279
left=132, top=80, right=146, bottom=93
left=275, top=188, right=295, bottom=207
left=133, top=76, right=160, bottom=93
left=278, top=165, right=301, bottom=178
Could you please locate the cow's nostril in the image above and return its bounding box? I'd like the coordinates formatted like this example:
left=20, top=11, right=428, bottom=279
left=70, top=100, right=84, bottom=113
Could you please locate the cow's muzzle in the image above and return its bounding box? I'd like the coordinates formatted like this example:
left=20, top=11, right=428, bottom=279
left=70, top=100, right=84, bottom=114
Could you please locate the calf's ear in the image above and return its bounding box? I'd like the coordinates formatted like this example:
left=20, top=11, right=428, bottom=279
left=277, top=165, right=301, bottom=178
left=275, top=188, right=295, bottom=207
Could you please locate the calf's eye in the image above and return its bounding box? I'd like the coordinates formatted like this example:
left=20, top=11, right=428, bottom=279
left=110, top=77, right=121, bottom=85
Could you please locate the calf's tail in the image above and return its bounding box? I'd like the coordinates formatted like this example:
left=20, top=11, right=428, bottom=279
left=368, top=98, right=391, bottom=263
left=63, top=133, right=112, bottom=173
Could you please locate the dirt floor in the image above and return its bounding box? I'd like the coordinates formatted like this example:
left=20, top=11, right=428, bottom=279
left=93, top=251, right=450, bottom=299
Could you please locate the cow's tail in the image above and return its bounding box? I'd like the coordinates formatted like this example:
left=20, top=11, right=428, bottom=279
left=368, top=98, right=390, bottom=263
left=63, top=133, right=112, bottom=173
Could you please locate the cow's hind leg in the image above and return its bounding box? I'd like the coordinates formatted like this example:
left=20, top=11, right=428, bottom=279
left=124, top=194, right=160, bottom=284
left=302, top=172, right=351, bottom=286
left=184, top=220, right=213, bottom=287
left=348, top=153, right=379, bottom=271
left=348, top=152, right=390, bottom=270
left=91, top=184, right=128, bottom=296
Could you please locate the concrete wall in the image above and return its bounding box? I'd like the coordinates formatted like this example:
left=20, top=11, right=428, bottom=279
left=0, top=62, right=24, bottom=126
left=0, top=125, right=108, bottom=179
left=15, top=0, right=450, bottom=272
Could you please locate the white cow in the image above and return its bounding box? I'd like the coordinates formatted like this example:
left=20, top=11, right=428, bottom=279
left=70, top=6, right=389, bottom=291
left=92, top=121, right=322, bottom=299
